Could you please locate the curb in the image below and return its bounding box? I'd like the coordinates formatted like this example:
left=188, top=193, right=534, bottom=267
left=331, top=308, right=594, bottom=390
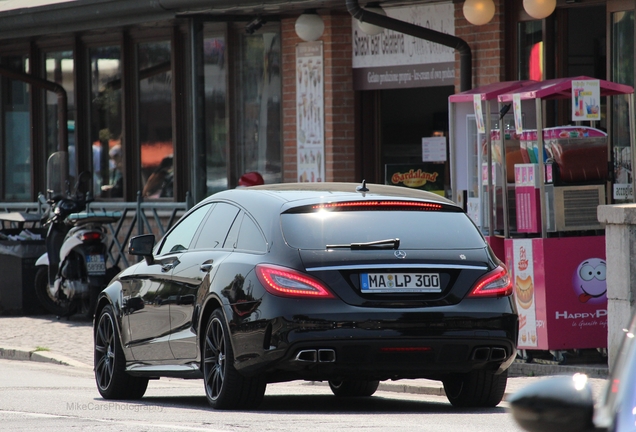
left=0, top=346, right=91, bottom=369
left=378, top=380, right=446, bottom=397
left=509, top=360, right=609, bottom=379
left=305, top=380, right=446, bottom=397
left=0, top=345, right=609, bottom=399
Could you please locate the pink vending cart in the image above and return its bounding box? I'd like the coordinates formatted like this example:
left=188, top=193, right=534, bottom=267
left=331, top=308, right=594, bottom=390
left=497, top=76, right=635, bottom=362
left=448, top=81, right=536, bottom=259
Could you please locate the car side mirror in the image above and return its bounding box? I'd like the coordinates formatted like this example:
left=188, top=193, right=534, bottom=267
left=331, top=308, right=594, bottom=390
left=508, top=374, right=595, bottom=432
left=129, top=234, right=156, bottom=266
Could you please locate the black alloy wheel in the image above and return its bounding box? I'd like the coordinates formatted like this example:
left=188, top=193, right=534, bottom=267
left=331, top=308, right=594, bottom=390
left=34, top=267, right=71, bottom=317
left=94, top=304, right=148, bottom=400
left=442, top=369, right=508, bottom=408
left=203, top=308, right=266, bottom=410
left=328, top=380, right=380, bottom=397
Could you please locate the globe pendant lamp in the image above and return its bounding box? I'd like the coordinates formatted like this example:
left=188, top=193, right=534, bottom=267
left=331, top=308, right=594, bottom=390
left=523, top=0, right=556, bottom=20
left=295, top=10, right=324, bottom=42
left=463, top=0, right=495, bottom=26
left=357, top=6, right=386, bottom=36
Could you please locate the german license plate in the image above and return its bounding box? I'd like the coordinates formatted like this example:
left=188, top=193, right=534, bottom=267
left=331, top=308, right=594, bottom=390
left=360, top=273, right=441, bottom=293
left=86, top=254, right=106, bottom=275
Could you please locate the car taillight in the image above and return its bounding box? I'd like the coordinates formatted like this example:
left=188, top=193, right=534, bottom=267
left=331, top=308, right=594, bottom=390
left=81, top=231, right=103, bottom=242
left=256, top=264, right=334, bottom=298
left=468, top=265, right=512, bottom=298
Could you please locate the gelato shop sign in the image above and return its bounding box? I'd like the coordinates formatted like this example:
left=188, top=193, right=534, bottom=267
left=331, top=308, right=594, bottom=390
left=352, top=3, right=455, bottom=90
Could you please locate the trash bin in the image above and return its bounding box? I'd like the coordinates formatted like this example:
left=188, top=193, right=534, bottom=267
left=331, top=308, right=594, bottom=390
left=0, top=212, right=47, bottom=315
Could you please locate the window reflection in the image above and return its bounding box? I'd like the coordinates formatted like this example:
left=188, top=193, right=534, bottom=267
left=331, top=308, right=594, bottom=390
left=2, top=55, right=30, bottom=201
left=45, top=50, right=75, bottom=179
left=138, top=41, right=173, bottom=198
left=90, top=46, right=123, bottom=198
left=235, top=30, right=281, bottom=186
left=517, top=21, right=543, bottom=81
left=611, top=11, right=635, bottom=200
left=203, top=34, right=228, bottom=194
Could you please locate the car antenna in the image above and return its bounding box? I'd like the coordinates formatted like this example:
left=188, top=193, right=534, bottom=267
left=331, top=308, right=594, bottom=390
left=356, top=179, right=369, bottom=193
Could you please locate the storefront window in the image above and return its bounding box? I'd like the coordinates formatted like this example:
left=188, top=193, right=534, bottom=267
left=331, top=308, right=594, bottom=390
left=89, top=46, right=122, bottom=198
left=138, top=41, right=173, bottom=198
left=2, top=55, right=30, bottom=201
left=234, top=29, right=281, bottom=185
left=203, top=34, right=228, bottom=194
left=45, top=50, right=75, bottom=176
left=611, top=10, right=634, bottom=200
left=518, top=20, right=543, bottom=81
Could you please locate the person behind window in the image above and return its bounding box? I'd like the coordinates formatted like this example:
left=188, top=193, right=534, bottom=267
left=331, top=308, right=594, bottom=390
left=142, top=155, right=173, bottom=198
left=101, top=145, right=123, bottom=198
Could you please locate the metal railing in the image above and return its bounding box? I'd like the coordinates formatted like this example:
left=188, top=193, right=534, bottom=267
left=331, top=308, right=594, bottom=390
left=0, top=192, right=192, bottom=270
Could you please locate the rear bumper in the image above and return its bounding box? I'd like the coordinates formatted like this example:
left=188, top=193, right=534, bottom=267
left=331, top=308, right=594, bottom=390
left=261, top=336, right=517, bottom=382
left=231, top=310, right=518, bottom=382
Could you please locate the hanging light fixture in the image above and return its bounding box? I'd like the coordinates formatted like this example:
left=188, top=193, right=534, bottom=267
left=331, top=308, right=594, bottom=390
left=356, top=4, right=386, bottom=36
left=295, top=10, right=324, bottom=42
left=463, top=0, right=495, bottom=26
left=523, top=0, right=556, bottom=20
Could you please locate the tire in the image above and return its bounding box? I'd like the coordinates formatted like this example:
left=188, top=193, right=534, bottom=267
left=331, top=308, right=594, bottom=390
left=329, top=380, right=380, bottom=397
left=443, top=369, right=508, bottom=408
left=34, top=267, right=70, bottom=316
left=203, top=308, right=266, bottom=410
left=94, top=304, right=148, bottom=400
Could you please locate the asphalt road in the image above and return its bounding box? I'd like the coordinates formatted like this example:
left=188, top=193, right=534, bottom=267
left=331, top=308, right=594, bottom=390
left=0, top=359, right=529, bottom=432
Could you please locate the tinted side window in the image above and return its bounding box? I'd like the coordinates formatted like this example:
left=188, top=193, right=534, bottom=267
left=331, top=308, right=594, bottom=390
left=194, top=202, right=240, bottom=249
left=236, top=215, right=267, bottom=252
left=157, top=203, right=212, bottom=255
left=223, top=212, right=243, bottom=249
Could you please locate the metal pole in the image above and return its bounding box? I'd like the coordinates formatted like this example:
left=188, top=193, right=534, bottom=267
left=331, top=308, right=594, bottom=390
left=448, top=99, right=458, bottom=204
left=630, top=93, right=636, bottom=203
left=485, top=100, right=494, bottom=236
left=499, top=103, right=509, bottom=238
left=536, top=98, right=547, bottom=238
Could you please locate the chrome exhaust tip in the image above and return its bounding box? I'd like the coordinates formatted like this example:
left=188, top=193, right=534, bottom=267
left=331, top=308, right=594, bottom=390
left=318, top=349, right=336, bottom=363
left=472, top=347, right=491, bottom=361
left=490, top=347, right=507, bottom=361
left=295, top=349, right=317, bottom=362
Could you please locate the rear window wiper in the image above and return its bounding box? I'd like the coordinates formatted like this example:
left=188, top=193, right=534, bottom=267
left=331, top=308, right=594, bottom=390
left=326, top=238, right=400, bottom=250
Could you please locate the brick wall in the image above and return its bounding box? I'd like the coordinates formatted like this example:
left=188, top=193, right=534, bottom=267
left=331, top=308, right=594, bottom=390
left=281, top=5, right=506, bottom=183
left=454, top=0, right=507, bottom=91
left=281, top=13, right=356, bottom=183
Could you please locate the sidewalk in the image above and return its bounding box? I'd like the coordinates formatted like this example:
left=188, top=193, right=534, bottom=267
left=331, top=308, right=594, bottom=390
left=0, top=314, right=610, bottom=400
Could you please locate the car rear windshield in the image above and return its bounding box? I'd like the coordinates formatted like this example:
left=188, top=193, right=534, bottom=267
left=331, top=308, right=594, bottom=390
left=280, top=204, right=486, bottom=250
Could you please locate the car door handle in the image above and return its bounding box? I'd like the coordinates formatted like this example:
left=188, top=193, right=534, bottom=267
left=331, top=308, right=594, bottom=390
left=161, top=258, right=180, bottom=272
left=200, top=263, right=213, bottom=272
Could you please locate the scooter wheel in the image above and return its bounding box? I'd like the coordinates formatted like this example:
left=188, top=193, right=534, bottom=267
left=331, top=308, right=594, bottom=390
left=34, top=267, right=71, bottom=316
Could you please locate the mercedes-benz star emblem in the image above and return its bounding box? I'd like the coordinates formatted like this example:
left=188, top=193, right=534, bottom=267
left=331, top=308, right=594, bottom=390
left=394, top=250, right=407, bottom=259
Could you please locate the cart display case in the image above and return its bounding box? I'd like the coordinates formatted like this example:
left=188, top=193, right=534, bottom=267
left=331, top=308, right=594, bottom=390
left=494, top=76, right=635, bottom=357
left=448, top=81, right=536, bottom=258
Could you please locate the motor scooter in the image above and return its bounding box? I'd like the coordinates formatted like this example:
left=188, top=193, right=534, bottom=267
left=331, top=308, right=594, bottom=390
left=34, top=151, right=121, bottom=318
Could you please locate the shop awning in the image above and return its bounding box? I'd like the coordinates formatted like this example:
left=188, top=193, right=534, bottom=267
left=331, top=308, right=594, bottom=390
left=0, top=0, right=349, bottom=40
left=449, top=80, right=537, bottom=104
left=497, top=76, right=634, bottom=102
left=0, top=0, right=443, bottom=41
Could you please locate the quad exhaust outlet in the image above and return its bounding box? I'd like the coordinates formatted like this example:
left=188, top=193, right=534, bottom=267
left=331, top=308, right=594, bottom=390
left=472, top=347, right=507, bottom=361
left=295, top=349, right=336, bottom=363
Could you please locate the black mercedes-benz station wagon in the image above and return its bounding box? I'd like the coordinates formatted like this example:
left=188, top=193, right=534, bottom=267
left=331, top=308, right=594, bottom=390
left=93, top=182, right=518, bottom=409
